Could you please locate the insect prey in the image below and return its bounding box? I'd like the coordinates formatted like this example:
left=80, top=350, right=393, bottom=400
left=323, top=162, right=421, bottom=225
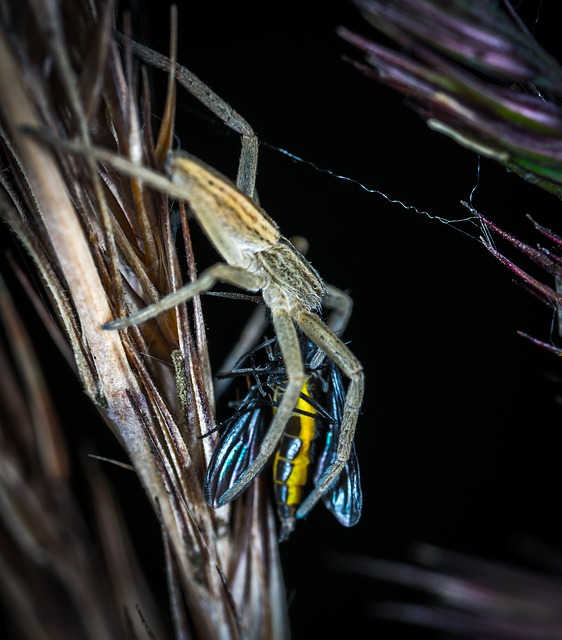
left=206, top=335, right=363, bottom=541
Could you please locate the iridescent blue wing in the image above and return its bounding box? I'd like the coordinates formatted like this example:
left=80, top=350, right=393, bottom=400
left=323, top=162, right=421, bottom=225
left=321, top=442, right=362, bottom=527
left=313, top=362, right=363, bottom=527
left=204, top=386, right=268, bottom=508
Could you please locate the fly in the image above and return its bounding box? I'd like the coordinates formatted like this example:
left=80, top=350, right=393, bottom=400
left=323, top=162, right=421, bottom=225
left=204, top=336, right=362, bottom=540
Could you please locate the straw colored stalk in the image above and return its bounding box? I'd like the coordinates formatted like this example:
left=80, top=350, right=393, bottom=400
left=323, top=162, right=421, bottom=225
left=0, top=271, right=164, bottom=639
left=0, top=1, right=288, bottom=638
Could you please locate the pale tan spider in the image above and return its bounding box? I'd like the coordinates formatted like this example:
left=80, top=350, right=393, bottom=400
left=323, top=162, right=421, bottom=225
left=56, top=40, right=365, bottom=520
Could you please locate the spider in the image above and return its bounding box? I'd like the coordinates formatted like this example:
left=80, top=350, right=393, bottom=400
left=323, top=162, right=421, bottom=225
left=65, top=39, right=365, bottom=520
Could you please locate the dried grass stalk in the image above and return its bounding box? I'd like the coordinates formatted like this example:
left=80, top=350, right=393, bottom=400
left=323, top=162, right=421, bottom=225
left=0, top=1, right=288, bottom=638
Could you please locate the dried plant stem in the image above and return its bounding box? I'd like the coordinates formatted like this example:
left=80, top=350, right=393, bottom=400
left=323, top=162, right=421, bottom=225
left=0, top=1, right=289, bottom=638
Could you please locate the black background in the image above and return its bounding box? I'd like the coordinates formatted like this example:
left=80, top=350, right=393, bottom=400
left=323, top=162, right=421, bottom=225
left=4, top=1, right=562, bottom=638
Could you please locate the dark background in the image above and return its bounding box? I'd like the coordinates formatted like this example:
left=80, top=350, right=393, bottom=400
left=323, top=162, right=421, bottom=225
left=4, top=0, right=562, bottom=638
left=128, top=1, right=562, bottom=637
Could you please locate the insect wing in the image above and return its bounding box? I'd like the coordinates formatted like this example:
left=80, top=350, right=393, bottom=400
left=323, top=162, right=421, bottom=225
left=204, top=386, right=267, bottom=508
left=314, top=363, right=363, bottom=527
left=322, top=443, right=362, bottom=527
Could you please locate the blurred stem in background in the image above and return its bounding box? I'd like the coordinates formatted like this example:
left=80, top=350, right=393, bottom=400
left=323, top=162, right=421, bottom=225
left=338, top=1, right=562, bottom=351
left=336, top=0, right=562, bottom=636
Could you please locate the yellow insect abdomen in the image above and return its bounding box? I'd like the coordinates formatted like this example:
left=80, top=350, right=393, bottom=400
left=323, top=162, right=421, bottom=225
left=272, top=379, right=317, bottom=539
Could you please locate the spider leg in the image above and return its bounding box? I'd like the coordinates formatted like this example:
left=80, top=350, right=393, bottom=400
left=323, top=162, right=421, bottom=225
left=219, top=307, right=305, bottom=505
left=294, top=309, right=364, bottom=519
left=324, top=284, right=353, bottom=337
left=309, top=283, right=354, bottom=370
left=103, top=263, right=264, bottom=330
left=126, top=39, right=259, bottom=200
